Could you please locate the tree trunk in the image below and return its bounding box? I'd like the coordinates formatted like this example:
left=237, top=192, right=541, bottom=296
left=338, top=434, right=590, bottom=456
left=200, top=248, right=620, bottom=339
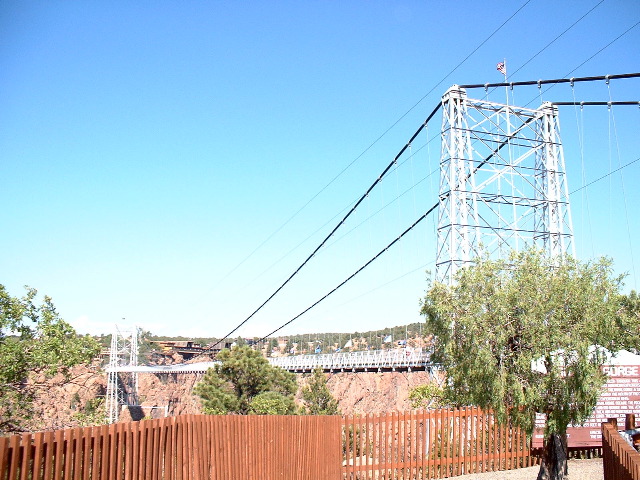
left=536, top=433, right=568, bottom=480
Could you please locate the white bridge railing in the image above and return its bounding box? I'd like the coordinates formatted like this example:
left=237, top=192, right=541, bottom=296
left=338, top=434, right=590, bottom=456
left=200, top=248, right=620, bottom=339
left=268, top=348, right=432, bottom=372
left=105, top=361, right=218, bottom=374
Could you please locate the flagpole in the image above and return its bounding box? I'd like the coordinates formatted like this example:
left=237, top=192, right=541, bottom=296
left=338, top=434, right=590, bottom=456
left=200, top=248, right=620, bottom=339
left=503, top=58, right=509, bottom=101
left=502, top=58, right=512, bottom=257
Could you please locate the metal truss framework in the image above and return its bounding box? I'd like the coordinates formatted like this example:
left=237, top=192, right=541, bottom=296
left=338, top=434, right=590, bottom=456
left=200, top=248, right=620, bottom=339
left=436, top=86, right=575, bottom=284
left=268, top=348, right=433, bottom=373
left=105, top=326, right=139, bottom=424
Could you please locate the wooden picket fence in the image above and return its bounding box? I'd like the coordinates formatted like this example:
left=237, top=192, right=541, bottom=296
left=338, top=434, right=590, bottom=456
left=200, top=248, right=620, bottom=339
left=602, top=419, right=640, bottom=480
left=0, top=414, right=342, bottom=480
left=0, top=408, right=537, bottom=479
left=342, top=407, right=537, bottom=478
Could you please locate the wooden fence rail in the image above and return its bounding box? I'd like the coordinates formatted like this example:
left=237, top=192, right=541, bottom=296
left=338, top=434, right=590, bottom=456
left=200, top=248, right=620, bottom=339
left=602, top=421, right=640, bottom=480
left=342, top=407, right=537, bottom=479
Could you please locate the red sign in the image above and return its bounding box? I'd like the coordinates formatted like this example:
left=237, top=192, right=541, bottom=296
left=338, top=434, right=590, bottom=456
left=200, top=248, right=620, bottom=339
left=533, top=361, right=640, bottom=448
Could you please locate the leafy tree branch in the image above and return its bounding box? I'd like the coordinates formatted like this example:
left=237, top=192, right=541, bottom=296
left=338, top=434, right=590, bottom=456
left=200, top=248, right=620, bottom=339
left=0, top=285, right=100, bottom=434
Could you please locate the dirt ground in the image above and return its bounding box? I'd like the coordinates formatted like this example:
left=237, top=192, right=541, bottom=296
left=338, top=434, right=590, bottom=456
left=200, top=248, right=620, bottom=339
left=449, top=458, right=603, bottom=479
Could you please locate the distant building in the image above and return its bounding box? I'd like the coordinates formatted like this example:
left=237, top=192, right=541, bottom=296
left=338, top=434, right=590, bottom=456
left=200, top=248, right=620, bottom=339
left=151, top=340, right=233, bottom=360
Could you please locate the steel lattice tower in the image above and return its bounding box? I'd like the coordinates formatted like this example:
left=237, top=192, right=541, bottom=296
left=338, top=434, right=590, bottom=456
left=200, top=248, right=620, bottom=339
left=436, top=86, right=574, bottom=284
left=105, top=326, right=139, bottom=423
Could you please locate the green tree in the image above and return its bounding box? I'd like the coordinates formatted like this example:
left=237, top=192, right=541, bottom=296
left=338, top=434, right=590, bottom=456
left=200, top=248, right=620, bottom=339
left=408, top=383, right=450, bottom=409
left=620, top=290, right=640, bottom=352
left=194, top=345, right=297, bottom=415
left=284, top=339, right=294, bottom=355
left=301, top=368, right=340, bottom=415
left=621, top=290, right=639, bottom=310
left=73, top=398, right=108, bottom=428
left=266, top=338, right=279, bottom=357
left=420, top=249, right=633, bottom=480
left=137, top=328, right=157, bottom=362
left=0, top=285, right=100, bottom=433
left=248, top=391, right=297, bottom=415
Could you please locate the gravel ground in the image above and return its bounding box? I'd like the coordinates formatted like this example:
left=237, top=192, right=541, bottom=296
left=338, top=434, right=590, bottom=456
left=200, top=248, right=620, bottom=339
left=448, top=458, right=603, bottom=480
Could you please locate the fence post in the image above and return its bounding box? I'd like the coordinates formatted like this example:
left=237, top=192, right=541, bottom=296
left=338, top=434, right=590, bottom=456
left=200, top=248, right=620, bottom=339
left=626, top=414, right=636, bottom=431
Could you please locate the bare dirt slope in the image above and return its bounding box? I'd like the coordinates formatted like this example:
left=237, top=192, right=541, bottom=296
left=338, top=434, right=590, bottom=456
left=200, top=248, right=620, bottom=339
left=323, top=370, right=435, bottom=414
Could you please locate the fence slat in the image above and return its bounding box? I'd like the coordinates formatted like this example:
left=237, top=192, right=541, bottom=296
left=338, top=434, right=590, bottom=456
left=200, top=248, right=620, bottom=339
left=418, top=410, right=426, bottom=477
left=122, top=423, right=131, bottom=480
left=80, top=427, right=91, bottom=480
left=165, top=417, right=175, bottom=480
left=89, top=427, right=99, bottom=480
left=7, top=435, right=20, bottom=480
left=18, top=434, right=30, bottom=480
left=402, top=409, right=407, bottom=480
left=0, top=437, right=9, bottom=480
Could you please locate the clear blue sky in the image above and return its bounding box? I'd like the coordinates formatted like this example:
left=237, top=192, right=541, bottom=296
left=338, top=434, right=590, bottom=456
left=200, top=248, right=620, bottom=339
left=1, top=1, right=639, bottom=338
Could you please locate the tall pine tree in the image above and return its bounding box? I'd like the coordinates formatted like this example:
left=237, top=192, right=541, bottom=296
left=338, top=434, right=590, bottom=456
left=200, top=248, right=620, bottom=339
left=301, top=368, right=339, bottom=415
left=194, top=345, right=297, bottom=415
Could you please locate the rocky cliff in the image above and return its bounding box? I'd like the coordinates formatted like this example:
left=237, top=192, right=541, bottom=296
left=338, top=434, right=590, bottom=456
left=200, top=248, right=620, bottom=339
left=25, top=366, right=437, bottom=430
left=323, top=370, right=435, bottom=414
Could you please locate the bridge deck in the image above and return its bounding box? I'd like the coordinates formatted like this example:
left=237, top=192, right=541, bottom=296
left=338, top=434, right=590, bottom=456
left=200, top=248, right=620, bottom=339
left=106, top=349, right=433, bottom=374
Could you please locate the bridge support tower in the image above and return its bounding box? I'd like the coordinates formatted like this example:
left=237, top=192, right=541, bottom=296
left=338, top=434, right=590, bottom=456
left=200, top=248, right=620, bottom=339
left=436, top=86, right=574, bottom=284
left=106, top=326, right=139, bottom=423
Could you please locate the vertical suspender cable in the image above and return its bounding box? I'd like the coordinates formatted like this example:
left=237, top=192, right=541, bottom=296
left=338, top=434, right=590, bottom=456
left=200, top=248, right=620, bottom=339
left=606, top=81, right=637, bottom=289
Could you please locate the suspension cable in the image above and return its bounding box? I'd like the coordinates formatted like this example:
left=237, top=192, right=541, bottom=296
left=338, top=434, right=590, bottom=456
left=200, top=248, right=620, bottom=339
left=460, top=72, right=640, bottom=90
left=607, top=81, right=637, bottom=288
left=258, top=115, right=539, bottom=341
left=201, top=79, right=639, bottom=355
left=571, top=82, right=593, bottom=258
left=552, top=101, right=640, bottom=106
left=485, top=0, right=605, bottom=100
left=193, top=103, right=443, bottom=358
left=265, top=96, right=640, bottom=344
left=258, top=209, right=434, bottom=342
left=569, top=157, right=640, bottom=195
left=210, top=0, right=535, bottom=298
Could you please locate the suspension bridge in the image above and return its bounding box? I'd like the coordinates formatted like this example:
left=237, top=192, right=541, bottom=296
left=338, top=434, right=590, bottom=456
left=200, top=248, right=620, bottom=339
left=105, top=73, right=640, bottom=422
left=107, top=348, right=433, bottom=374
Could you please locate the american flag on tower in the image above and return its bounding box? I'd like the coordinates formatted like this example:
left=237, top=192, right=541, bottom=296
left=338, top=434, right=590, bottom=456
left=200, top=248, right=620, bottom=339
left=496, top=61, right=506, bottom=75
